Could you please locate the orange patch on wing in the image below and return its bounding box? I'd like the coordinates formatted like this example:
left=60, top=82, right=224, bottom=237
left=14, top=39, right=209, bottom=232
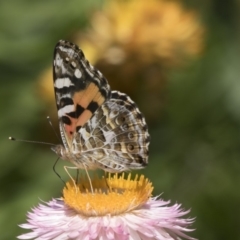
left=76, top=109, right=93, bottom=127
left=64, top=117, right=77, bottom=137
left=73, top=83, right=99, bottom=109
left=69, top=82, right=107, bottom=130
left=92, top=91, right=105, bottom=106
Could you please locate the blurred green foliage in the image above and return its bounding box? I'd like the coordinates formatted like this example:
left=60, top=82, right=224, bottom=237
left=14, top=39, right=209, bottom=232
left=0, top=0, right=240, bottom=239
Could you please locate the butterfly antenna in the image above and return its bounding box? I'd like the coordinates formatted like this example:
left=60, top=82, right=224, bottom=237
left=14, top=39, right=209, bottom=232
left=53, top=157, right=65, bottom=185
left=47, top=116, right=61, bottom=142
left=8, top=137, right=55, bottom=146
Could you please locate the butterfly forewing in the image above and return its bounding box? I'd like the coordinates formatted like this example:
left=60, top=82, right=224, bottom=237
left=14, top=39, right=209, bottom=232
left=53, top=40, right=111, bottom=148
left=52, top=40, right=150, bottom=172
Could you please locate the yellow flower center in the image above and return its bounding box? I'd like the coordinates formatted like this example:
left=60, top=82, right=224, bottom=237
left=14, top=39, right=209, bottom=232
left=63, top=173, right=153, bottom=217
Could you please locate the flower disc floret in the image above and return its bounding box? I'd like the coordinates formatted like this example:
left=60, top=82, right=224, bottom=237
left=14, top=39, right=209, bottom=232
left=63, top=173, right=153, bottom=216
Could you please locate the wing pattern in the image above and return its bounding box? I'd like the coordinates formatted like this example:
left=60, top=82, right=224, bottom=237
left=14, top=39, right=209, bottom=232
left=52, top=40, right=150, bottom=172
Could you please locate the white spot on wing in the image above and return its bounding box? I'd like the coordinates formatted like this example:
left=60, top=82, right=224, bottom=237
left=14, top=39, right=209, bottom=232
left=55, top=53, right=63, bottom=67
left=90, top=115, right=98, bottom=129
left=103, top=130, right=115, bottom=143
left=79, top=128, right=91, bottom=139
left=97, top=70, right=102, bottom=77
left=61, top=93, right=71, bottom=98
left=81, top=61, right=94, bottom=77
left=59, top=46, right=75, bottom=57
left=55, top=78, right=74, bottom=89
left=56, top=92, right=72, bottom=105
left=86, top=68, right=94, bottom=77
left=74, top=69, right=82, bottom=79
left=71, top=62, right=77, bottom=68
left=58, top=105, right=75, bottom=117
left=54, top=53, right=68, bottom=74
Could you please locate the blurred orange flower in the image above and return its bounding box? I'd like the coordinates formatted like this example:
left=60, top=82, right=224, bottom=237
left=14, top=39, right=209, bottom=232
left=38, top=0, right=204, bottom=123
left=78, top=0, right=204, bottom=66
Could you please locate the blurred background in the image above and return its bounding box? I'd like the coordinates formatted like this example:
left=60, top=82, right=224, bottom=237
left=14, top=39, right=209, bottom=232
left=0, top=0, right=240, bottom=239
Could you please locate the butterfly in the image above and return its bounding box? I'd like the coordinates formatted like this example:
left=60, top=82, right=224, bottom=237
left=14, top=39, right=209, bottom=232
left=51, top=40, right=150, bottom=174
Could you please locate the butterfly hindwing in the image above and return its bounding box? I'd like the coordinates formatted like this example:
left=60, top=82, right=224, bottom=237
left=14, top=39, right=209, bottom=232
left=72, top=91, right=150, bottom=172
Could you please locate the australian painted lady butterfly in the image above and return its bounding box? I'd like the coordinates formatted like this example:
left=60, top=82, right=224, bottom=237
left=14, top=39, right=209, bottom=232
left=51, top=40, right=150, bottom=173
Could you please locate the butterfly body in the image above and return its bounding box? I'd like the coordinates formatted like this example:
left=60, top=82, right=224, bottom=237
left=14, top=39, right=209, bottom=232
left=52, top=40, right=150, bottom=172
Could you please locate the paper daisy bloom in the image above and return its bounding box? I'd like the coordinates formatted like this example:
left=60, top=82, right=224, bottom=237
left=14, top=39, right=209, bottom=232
left=18, top=174, right=196, bottom=240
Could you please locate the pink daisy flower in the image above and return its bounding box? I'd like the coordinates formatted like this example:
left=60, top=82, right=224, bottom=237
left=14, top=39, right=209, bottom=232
left=18, top=174, right=196, bottom=240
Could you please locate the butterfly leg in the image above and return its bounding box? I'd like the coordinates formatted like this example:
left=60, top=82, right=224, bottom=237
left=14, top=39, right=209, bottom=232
left=82, top=163, right=94, bottom=194
left=104, top=171, right=111, bottom=190
left=64, top=165, right=79, bottom=192
left=64, top=165, right=94, bottom=194
left=53, top=157, right=66, bottom=185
